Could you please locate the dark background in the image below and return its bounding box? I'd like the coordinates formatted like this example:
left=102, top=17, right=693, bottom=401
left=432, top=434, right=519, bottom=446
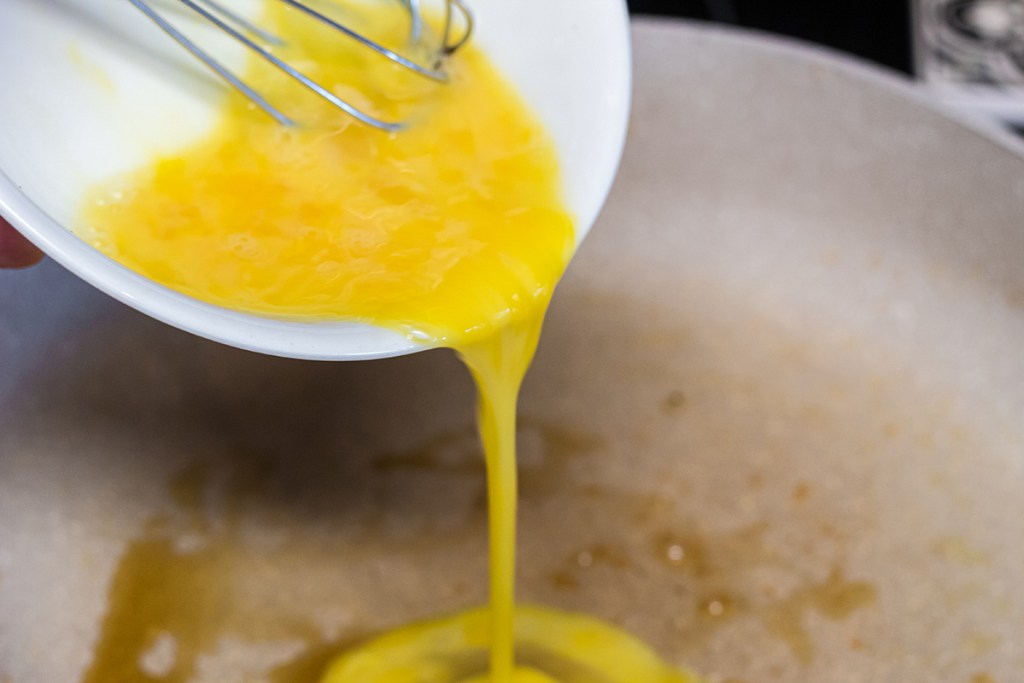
left=626, top=0, right=913, bottom=75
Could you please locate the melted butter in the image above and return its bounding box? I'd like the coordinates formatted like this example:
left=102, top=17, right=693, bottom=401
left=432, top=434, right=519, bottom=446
left=81, top=518, right=321, bottom=683
left=78, top=2, right=695, bottom=682
left=82, top=461, right=331, bottom=683
left=761, top=569, right=878, bottom=664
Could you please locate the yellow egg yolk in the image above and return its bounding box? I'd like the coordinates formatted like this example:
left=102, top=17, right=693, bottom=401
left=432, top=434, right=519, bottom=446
left=82, top=3, right=573, bottom=346
left=79, top=3, right=701, bottom=683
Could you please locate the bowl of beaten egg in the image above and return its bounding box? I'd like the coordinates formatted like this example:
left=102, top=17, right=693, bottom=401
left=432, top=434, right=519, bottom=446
left=0, top=0, right=630, bottom=359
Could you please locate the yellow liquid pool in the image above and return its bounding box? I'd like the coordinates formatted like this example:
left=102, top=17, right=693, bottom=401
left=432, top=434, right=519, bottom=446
left=80, top=3, right=698, bottom=682
left=82, top=4, right=573, bottom=345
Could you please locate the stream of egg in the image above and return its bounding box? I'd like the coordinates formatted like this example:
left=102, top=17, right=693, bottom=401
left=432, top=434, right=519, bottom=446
left=79, top=3, right=694, bottom=682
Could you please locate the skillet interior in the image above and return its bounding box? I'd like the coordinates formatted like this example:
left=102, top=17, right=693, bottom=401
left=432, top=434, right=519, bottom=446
left=1, top=19, right=1023, bottom=683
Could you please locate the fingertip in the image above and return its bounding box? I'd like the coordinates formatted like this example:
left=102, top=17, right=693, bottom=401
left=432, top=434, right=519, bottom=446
left=0, top=219, right=45, bottom=269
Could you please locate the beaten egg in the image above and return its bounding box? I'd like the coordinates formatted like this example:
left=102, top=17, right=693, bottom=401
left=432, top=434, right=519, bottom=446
left=80, top=3, right=699, bottom=682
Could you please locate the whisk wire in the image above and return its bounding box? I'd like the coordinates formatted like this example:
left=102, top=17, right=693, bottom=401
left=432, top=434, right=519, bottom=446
left=197, top=0, right=285, bottom=45
left=129, top=0, right=473, bottom=131
left=441, top=0, right=473, bottom=56
left=274, top=0, right=447, bottom=81
left=128, top=0, right=296, bottom=127
left=405, top=0, right=424, bottom=42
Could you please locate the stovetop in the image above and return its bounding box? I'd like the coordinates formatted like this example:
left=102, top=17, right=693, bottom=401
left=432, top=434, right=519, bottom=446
left=630, top=0, right=1024, bottom=123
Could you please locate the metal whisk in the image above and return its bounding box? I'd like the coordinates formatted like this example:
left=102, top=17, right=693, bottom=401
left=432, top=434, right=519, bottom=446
left=128, top=0, right=474, bottom=131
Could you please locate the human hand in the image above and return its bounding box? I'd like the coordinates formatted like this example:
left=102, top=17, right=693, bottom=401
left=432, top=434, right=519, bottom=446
left=0, top=218, right=43, bottom=269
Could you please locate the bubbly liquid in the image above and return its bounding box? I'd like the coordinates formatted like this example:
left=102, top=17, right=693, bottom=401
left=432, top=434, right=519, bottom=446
left=80, top=3, right=697, bottom=682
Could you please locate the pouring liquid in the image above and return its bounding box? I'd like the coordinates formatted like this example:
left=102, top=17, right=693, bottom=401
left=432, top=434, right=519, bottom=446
left=80, top=3, right=697, bottom=682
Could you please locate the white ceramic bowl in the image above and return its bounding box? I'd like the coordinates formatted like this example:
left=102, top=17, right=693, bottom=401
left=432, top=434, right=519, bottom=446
left=0, top=0, right=631, bottom=360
